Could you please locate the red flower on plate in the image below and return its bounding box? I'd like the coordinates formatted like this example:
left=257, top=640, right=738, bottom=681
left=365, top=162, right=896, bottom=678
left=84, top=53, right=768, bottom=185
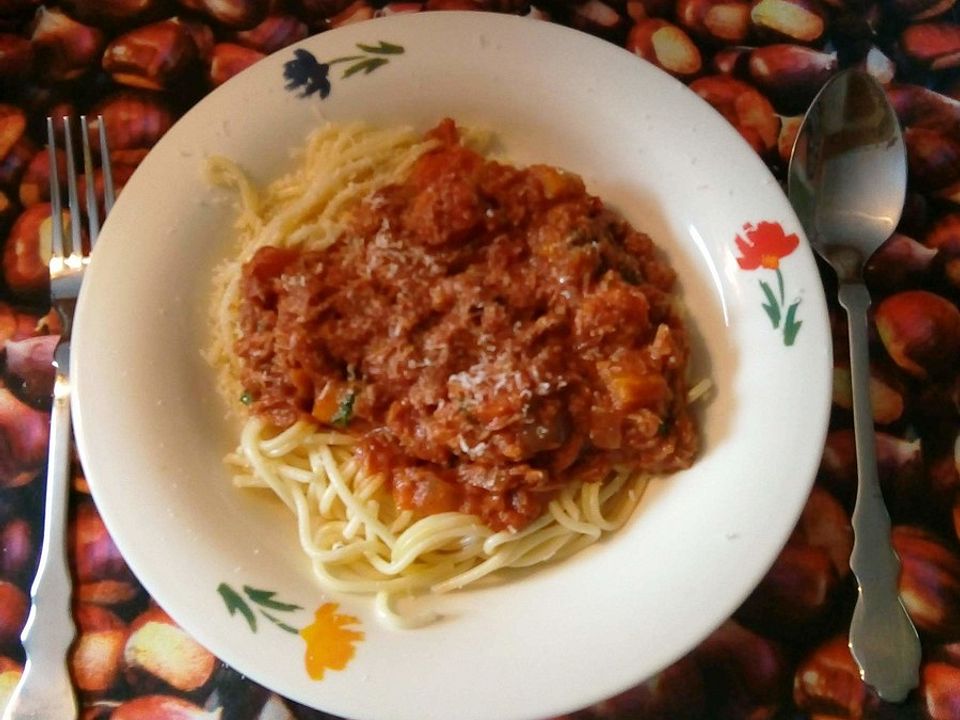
left=733, top=220, right=803, bottom=346
left=734, top=221, right=799, bottom=270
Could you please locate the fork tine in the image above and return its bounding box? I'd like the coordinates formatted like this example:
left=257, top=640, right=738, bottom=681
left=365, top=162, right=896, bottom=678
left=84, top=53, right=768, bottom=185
left=80, top=115, right=100, bottom=245
left=46, top=117, right=66, bottom=261
left=61, top=116, right=83, bottom=258
left=99, top=117, right=115, bottom=215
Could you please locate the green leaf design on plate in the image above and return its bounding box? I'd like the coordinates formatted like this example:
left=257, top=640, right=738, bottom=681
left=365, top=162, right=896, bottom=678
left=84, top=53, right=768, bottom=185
left=356, top=41, right=405, bottom=55
left=783, top=301, right=803, bottom=347
left=220, top=583, right=304, bottom=634
left=218, top=582, right=257, bottom=633
left=244, top=585, right=303, bottom=612
left=261, top=610, right=301, bottom=635
left=759, top=280, right=781, bottom=329
left=343, top=57, right=389, bottom=78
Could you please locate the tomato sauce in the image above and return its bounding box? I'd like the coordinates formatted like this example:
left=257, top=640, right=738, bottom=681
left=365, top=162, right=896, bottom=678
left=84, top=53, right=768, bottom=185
left=235, top=120, right=698, bottom=531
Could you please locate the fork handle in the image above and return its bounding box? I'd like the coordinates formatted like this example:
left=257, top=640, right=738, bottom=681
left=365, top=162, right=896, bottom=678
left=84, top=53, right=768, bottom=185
left=3, top=361, right=78, bottom=720
left=839, top=283, right=921, bottom=703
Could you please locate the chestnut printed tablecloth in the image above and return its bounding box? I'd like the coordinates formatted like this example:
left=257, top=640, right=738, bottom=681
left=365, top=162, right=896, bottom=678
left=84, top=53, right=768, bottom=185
left=0, top=0, right=959, bottom=718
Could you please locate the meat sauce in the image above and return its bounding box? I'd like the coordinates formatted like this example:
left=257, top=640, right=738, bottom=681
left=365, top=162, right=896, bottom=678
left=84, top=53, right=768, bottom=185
left=236, top=120, right=698, bottom=531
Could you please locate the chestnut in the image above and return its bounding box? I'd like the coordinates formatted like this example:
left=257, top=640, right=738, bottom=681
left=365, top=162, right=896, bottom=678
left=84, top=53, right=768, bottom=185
left=905, top=126, right=960, bottom=193
left=6, top=334, right=58, bottom=402
left=794, top=634, right=879, bottom=718
left=110, top=695, right=220, bottom=720
left=171, top=17, right=215, bottom=64
left=922, top=660, right=960, bottom=719
left=424, top=0, right=484, bottom=8
left=676, top=0, right=752, bottom=44
left=792, top=486, right=853, bottom=578
left=0, top=385, right=49, bottom=488
left=886, top=84, right=960, bottom=137
left=327, top=0, right=377, bottom=27
left=76, top=161, right=135, bottom=218
left=0, top=104, right=35, bottom=191
left=929, top=448, right=959, bottom=504
left=749, top=0, right=826, bottom=44
left=901, top=22, right=960, bottom=71
left=207, top=42, right=265, bottom=88
left=0, top=190, right=12, bottom=234
left=893, top=525, right=960, bottom=640
left=887, top=0, right=957, bottom=19
left=0, top=517, right=33, bottom=581
left=875, top=290, right=960, bottom=379
left=832, top=362, right=905, bottom=425
left=176, top=0, right=269, bottom=30
left=864, top=232, right=938, bottom=292
left=0, top=33, right=32, bottom=77
left=689, top=75, right=780, bottom=155
left=30, top=6, right=105, bottom=82
left=692, top=620, right=789, bottom=719
left=0, top=656, right=22, bottom=711
left=3, top=203, right=56, bottom=299
left=0, top=580, right=28, bottom=650
left=376, top=2, right=426, bottom=15
left=626, top=19, right=703, bottom=78
left=58, top=0, right=169, bottom=26
left=737, top=490, right=852, bottom=644
left=124, top=606, right=216, bottom=692
left=298, top=0, right=359, bottom=24
left=16, top=93, right=76, bottom=150
left=777, top=115, right=802, bottom=165
left=73, top=468, right=90, bottom=495
left=589, top=653, right=705, bottom=718
left=87, top=91, right=176, bottom=154
left=747, top=44, right=837, bottom=115
left=629, top=0, right=675, bottom=18
left=925, top=212, right=960, bottom=291
left=70, top=501, right=140, bottom=605
left=569, top=0, right=629, bottom=40
left=736, top=540, right=838, bottom=639
left=0, top=302, right=44, bottom=345
left=818, top=428, right=923, bottom=511
left=72, top=604, right=128, bottom=694
left=712, top=45, right=752, bottom=75
left=18, top=147, right=66, bottom=207
left=231, top=14, right=309, bottom=54
left=102, top=20, right=200, bottom=91
left=955, top=498, right=960, bottom=549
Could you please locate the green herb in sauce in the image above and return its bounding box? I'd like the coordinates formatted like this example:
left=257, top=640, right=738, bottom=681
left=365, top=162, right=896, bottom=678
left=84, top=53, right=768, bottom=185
left=331, top=390, right=357, bottom=428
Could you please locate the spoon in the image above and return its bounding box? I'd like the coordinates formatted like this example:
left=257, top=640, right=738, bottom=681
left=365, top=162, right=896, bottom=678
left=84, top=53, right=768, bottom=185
left=788, top=69, right=921, bottom=702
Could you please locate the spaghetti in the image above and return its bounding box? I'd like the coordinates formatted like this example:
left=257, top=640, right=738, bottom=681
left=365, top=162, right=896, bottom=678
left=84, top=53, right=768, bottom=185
left=207, top=120, right=701, bottom=627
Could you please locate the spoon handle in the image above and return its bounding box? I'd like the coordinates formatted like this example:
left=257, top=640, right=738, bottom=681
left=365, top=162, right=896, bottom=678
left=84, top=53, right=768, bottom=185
left=838, top=282, right=921, bottom=702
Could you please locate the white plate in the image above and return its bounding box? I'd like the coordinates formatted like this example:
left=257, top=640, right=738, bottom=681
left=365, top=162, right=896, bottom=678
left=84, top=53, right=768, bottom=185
left=73, top=12, right=832, bottom=720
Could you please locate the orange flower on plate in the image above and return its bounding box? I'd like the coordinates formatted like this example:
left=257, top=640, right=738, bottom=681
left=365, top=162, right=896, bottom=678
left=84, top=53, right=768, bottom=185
left=734, top=221, right=799, bottom=270
left=300, top=602, right=365, bottom=680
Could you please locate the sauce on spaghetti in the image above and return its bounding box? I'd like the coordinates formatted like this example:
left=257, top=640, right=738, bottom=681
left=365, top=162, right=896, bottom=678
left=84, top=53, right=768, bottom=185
left=235, top=120, right=697, bottom=532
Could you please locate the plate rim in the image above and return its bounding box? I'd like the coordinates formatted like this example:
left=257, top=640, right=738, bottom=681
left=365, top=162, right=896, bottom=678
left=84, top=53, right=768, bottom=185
left=72, top=11, right=833, bottom=720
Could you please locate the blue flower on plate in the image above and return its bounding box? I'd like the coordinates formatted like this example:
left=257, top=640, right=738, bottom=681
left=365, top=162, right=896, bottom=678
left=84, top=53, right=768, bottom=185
left=284, top=49, right=332, bottom=99
left=283, top=42, right=405, bottom=101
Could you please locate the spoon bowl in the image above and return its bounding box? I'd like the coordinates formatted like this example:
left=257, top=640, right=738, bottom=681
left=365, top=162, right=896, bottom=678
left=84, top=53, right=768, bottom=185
left=789, top=70, right=907, bottom=280
left=788, top=69, right=920, bottom=703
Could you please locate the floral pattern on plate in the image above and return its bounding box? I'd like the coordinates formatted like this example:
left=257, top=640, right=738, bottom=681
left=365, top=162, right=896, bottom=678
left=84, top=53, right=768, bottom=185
left=218, top=582, right=364, bottom=680
left=283, top=41, right=405, bottom=99
left=734, top=221, right=803, bottom=346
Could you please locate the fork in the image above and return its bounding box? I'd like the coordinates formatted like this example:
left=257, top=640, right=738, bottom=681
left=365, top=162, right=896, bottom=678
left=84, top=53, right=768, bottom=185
left=1, top=116, right=114, bottom=720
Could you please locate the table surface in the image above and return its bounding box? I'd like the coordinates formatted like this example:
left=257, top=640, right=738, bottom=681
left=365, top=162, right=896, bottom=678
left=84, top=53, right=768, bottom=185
left=0, top=1, right=959, bottom=719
